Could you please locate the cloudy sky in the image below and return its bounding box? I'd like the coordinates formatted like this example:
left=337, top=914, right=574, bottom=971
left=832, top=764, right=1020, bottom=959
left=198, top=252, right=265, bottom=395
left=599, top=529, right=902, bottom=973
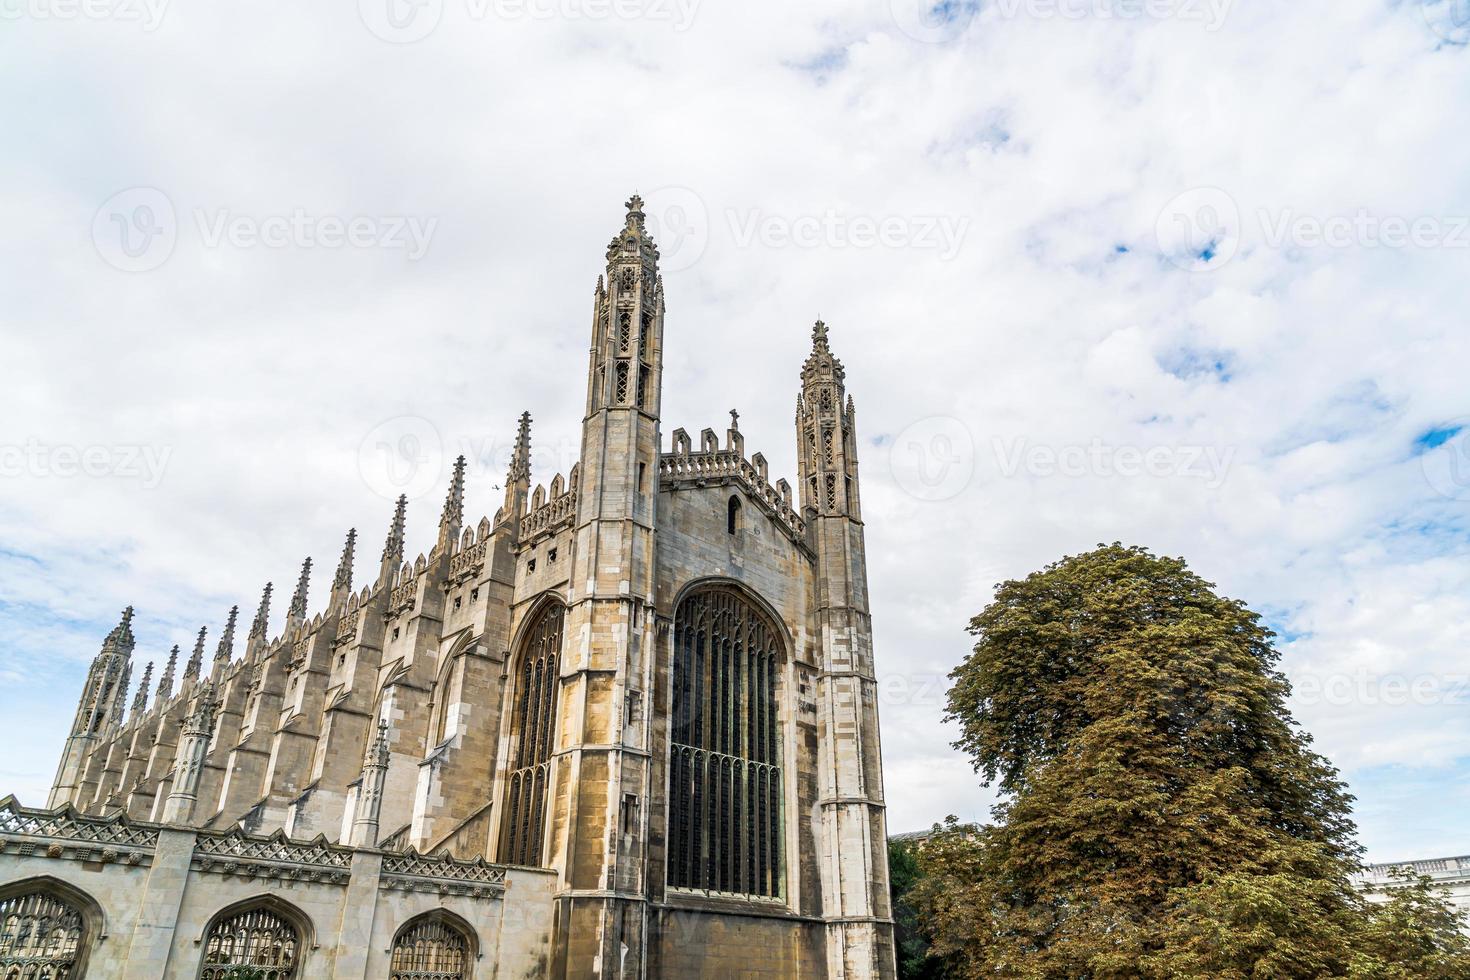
left=2, top=0, right=1468, bottom=862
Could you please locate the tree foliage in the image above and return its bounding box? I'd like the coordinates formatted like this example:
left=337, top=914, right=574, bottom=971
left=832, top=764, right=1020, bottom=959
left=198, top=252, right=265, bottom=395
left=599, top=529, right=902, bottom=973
left=915, top=543, right=1470, bottom=978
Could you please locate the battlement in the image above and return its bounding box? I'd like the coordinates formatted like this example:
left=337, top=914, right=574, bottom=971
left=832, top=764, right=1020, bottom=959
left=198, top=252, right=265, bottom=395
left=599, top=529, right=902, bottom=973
left=661, top=426, right=806, bottom=542
left=521, top=466, right=580, bottom=543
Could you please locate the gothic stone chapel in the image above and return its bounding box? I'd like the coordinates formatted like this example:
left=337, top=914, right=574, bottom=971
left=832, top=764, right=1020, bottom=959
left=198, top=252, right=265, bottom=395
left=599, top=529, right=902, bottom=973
left=0, top=197, right=895, bottom=979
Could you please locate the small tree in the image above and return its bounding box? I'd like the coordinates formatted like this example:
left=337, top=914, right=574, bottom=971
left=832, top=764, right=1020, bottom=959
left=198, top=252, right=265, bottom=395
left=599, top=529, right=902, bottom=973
left=891, top=833, right=960, bottom=979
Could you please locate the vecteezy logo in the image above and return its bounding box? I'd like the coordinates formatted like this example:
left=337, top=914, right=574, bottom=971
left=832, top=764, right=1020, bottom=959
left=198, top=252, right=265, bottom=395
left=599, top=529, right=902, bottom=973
left=358, top=416, right=444, bottom=501
left=889, top=416, right=975, bottom=502
left=1421, top=419, right=1470, bottom=501
left=1423, top=0, right=1470, bottom=44
left=889, top=0, right=978, bottom=43
left=92, top=187, right=177, bottom=272
left=1156, top=187, right=1241, bottom=272
left=642, top=186, right=709, bottom=273
left=358, top=0, right=443, bottom=43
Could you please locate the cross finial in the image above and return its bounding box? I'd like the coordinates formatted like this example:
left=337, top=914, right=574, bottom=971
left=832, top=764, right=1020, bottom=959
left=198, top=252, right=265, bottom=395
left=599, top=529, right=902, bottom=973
left=729, top=409, right=740, bottom=431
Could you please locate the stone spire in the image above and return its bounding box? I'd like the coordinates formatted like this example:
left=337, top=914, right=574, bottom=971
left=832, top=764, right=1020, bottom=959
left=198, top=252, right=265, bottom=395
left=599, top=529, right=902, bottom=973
left=157, top=644, right=179, bottom=701
left=287, top=558, right=311, bottom=628
left=130, top=661, right=154, bottom=715
left=183, top=627, right=206, bottom=684
left=796, top=318, right=854, bottom=517
left=379, top=494, right=407, bottom=585
left=249, top=584, right=272, bottom=640
left=502, top=413, right=532, bottom=525
left=161, top=680, right=219, bottom=826
left=212, top=606, right=238, bottom=673
left=332, top=528, right=356, bottom=602
left=103, top=606, right=136, bottom=655
left=437, top=454, right=467, bottom=553
left=350, top=720, right=392, bottom=847
left=246, top=581, right=273, bottom=658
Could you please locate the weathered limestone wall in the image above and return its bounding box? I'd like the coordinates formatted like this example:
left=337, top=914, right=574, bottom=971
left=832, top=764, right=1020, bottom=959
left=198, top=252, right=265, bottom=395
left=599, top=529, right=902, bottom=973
left=0, top=798, right=557, bottom=979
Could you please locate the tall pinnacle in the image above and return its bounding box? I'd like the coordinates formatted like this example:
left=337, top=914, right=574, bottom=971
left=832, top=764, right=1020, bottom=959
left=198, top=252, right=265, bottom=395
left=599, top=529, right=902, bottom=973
left=102, top=606, right=137, bottom=655
left=333, top=528, right=356, bottom=597
left=502, top=412, right=533, bottom=525
left=287, top=558, right=311, bottom=625
left=510, top=412, right=532, bottom=483
left=183, top=627, right=206, bottom=683
left=157, top=644, right=179, bottom=700
left=437, top=455, right=467, bottom=551
left=213, top=606, right=238, bottom=670
left=379, top=494, right=408, bottom=584
left=249, top=584, right=272, bottom=639
left=131, top=661, right=154, bottom=715
left=625, top=193, right=646, bottom=232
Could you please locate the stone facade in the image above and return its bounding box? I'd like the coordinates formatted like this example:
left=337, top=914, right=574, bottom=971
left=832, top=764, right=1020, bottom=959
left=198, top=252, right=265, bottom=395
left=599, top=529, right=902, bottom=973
left=6, top=196, right=895, bottom=978
left=1354, top=855, right=1470, bottom=933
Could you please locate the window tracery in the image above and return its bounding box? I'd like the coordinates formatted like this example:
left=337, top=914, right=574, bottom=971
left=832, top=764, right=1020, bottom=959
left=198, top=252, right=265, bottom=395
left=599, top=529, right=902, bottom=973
left=198, top=906, right=300, bottom=980
left=500, top=601, right=563, bottom=866
left=389, top=916, right=470, bottom=980
left=668, top=586, right=782, bottom=898
left=0, top=891, right=86, bottom=979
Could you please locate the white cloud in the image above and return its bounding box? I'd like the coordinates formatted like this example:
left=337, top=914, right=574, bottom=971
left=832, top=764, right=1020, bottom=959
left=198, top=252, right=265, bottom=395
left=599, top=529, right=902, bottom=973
left=1, top=0, right=1468, bottom=860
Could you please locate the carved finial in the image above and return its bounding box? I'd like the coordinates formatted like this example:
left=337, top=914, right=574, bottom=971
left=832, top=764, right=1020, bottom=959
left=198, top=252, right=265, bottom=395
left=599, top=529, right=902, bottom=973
left=183, top=627, right=206, bottom=683
left=509, top=412, right=533, bottom=484
left=334, top=529, right=356, bottom=594
left=438, top=456, right=467, bottom=549
left=131, top=661, right=154, bottom=714
left=214, top=607, right=238, bottom=667
left=249, top=584, right=273, bottom=639
left=813, top=319, right=829, bottom=347
left=288, top=559, right=311, bottom=623
left=103, top=606, right=137, bottom=653
left=157, top=644, right=178, bottom=700
left=382, top=495, right=407, bottom=565
left=369, top=719, right=391, bottom=768
left=729, top=409, right=740, bottom=431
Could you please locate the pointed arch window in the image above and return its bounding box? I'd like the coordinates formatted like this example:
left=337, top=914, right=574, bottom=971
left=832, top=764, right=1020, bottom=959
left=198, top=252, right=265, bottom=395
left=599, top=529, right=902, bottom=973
left=199, top=905, right=301, bottom=979
left=390, top=913, right=472, bottom=980
left=0, top=890, right=87, bottom=978
left=727, top=496, right=742, bottom=535
left=668, top=585, right=783, bottom=898
left=501, top=600, right=564, bottom=866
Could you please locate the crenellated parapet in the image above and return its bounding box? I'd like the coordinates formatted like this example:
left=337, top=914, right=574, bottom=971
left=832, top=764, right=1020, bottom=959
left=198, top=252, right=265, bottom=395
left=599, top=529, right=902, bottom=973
left=520, top=482, right=578, bottom=543
left=660, top=426, right=807, bottom=543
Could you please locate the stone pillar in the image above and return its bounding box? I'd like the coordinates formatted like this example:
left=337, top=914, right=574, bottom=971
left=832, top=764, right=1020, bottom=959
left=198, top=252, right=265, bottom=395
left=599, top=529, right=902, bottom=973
left=162, top=687, right=217, bottom=825
left=351, top=721, right=390, bottom=847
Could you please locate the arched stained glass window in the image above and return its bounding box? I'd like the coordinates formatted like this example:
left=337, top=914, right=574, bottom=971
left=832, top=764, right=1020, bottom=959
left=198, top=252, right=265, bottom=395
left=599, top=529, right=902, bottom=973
left=389, top=915, right=471, bottom=980
left=668, top=585, right=783, bottom=898
left=198, top=906, right=300, bottom=979
left=0, top=890, right=86, bottom=978
left=500, top=600, right=564, bottom=866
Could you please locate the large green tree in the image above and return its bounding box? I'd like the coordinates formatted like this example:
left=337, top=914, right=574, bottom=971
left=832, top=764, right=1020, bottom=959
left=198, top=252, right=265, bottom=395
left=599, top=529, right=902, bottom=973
left=915, top=543, right=1470, bottom=978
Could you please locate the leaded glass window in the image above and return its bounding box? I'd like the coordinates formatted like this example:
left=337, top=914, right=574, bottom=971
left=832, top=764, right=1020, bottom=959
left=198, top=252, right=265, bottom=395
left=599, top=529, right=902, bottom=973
left=500, top=601, right=563, bottom=866
left=389, top=916, right=470, bottom=980
left=668, top=586, right=783, bottom=898
left=0, top=891, right=85, bottom=979
left=198, top=906, right=299, bottom=979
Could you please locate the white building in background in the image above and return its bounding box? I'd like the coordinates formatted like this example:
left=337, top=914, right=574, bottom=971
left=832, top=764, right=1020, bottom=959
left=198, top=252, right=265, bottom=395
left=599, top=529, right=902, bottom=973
left=1354, top=855, right=1470, bottom=931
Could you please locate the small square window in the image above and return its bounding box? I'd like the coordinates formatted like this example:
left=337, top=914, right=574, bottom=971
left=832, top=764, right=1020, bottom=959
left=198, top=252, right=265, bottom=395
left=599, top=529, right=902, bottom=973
left=471, top=587, right=479, bottom=601
left=528, top=558, right=537, bottom=574
left=338, top=653, right=346, bottom=667
left=454, top=595, right=462, bottom=610
left=548, top=547, right=558, bottom=563
left=392, top=627, right=400, bottom=641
